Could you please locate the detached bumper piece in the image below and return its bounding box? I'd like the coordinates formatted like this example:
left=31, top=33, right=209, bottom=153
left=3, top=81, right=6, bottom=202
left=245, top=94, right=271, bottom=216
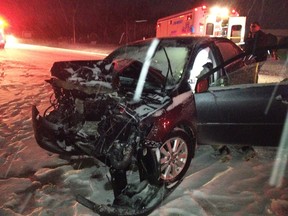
left=76, top=180, right=181, bottom=216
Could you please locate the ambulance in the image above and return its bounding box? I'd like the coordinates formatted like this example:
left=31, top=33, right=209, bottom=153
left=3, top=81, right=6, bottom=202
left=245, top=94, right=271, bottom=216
left=156, top=5, right=246, bottom=45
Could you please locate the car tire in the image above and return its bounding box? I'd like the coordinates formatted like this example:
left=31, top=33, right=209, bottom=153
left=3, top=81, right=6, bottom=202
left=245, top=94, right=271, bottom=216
left=159, top=130, right=194, bottom=184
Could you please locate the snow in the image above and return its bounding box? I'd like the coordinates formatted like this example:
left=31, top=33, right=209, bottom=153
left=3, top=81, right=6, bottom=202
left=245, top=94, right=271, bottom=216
left=0, top=44, right=288, bottom=216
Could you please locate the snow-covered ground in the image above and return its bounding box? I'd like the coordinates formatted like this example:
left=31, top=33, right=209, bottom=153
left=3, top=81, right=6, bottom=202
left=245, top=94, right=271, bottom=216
left=0, top=44, right=287, bottom=216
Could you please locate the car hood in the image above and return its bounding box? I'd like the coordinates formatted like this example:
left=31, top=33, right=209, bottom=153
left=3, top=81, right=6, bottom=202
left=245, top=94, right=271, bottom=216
left=50, top=60, right=114, bottom=92
left=48, top=60, right=172, bottom=120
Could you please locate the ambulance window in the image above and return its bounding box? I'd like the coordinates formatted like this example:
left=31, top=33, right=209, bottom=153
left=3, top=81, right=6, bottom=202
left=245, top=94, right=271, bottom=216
left=187, top=15, right=192, bottom=20
left=230, top=25, right=242, bottom=43
left=206, top=23, right=214, bottom=35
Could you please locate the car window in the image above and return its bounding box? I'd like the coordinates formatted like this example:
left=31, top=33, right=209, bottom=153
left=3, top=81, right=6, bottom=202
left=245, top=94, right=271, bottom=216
left=106, top=42, right=151, bottom=62
left=205, top=40, right=245, bottom=86
left=189, top=47, right=216, bottom=91
left=114, top=59, right=166, bottom=90
left=105, top=39, right=190, bottom=92
left=151, top=46, right=188, bottom=86
left=208, top=46, right=288, bottom=88
left=215, top=40, right=242, bottom=61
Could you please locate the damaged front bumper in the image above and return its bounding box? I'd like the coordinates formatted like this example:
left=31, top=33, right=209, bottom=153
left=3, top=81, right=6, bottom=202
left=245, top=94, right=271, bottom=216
left=32, top=105, right=78, bottom=155
left=32, top=104, right=180, bottom=216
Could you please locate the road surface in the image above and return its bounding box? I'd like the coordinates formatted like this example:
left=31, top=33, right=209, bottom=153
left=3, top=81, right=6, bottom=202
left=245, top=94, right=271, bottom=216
left=1, top=43, right=112, bottom=69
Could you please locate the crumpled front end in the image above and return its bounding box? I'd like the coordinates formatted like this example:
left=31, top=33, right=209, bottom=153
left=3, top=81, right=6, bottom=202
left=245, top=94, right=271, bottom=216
left=31, top=44, right=196, bottom=215
left=32, top=58, right=175, bottom=160
left=32, top=60, right=116, bottom=153
left=32, top=105, right=73, bottom=154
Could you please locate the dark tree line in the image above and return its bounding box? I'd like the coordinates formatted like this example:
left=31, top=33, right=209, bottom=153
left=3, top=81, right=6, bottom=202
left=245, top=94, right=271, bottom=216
left=1, top=0, right=287, bottom=44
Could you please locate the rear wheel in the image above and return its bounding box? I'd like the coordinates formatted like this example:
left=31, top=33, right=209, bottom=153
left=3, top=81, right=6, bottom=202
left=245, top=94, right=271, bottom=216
left=159, top=130, right=194, bottom=184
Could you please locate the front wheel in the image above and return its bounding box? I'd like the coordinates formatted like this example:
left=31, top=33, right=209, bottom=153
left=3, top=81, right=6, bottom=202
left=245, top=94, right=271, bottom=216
left=160, top=130, right=194, bottom=184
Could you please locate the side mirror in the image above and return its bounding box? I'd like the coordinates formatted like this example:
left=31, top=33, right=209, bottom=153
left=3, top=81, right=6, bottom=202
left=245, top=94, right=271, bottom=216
left=195, top=78, right=209, bottom=93
left=195, top=62, right=212, bottom=93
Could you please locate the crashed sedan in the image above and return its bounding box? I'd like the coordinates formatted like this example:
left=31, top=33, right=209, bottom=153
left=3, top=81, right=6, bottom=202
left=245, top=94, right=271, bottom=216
left=32, top=37, right=288, bottom=215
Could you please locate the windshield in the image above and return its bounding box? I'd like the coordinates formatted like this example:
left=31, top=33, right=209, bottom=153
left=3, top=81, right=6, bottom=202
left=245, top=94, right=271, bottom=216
left=103, top=39, right=190, bottom=92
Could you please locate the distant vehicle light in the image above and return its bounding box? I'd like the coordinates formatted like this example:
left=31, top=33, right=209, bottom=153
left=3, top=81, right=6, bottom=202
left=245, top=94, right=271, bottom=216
left=0, top=18, right=8, bottom=28
left=210, top=6, right=220, bottom=14
left=6, top=35, right=18, bottom=46
left=221, top=8, right=229, bottom=17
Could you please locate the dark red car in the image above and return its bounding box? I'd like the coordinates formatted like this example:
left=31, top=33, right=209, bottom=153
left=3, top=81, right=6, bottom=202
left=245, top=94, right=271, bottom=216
left=32, top=37, right=287, bottom=215
left=0, top=30, right=6, bottom=49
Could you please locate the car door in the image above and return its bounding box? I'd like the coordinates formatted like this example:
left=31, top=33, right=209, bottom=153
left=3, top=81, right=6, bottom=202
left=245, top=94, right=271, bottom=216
left=195, top=45, right=288, bottom=147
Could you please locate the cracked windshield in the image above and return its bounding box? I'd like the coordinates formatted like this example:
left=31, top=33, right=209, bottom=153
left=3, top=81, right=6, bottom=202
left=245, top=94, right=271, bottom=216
left=0, top=0, right=287, bottom=216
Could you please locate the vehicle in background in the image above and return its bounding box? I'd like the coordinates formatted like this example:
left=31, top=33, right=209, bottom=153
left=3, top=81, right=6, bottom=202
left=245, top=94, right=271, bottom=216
left=32, top=36, right=287, bottom=215
left=0, top=18, right=7, bottom=48
left=156, top=5, right=246, bottom=45
left=0, top=30, right=6, bottom=48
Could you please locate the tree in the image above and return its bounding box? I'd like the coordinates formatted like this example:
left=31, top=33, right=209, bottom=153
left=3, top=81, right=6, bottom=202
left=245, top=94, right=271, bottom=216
left=58, top=0, right=79, bottom=43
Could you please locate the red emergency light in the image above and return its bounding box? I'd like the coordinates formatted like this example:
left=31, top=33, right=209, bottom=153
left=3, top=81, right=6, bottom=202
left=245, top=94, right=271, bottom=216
left=231, top=9, right=239, bottom=16
left=0, top=18, right=8, bottom=26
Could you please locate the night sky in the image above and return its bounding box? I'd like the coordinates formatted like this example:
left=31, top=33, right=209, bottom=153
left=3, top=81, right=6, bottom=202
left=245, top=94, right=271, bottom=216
left=1, top=0, right=287, bottom=43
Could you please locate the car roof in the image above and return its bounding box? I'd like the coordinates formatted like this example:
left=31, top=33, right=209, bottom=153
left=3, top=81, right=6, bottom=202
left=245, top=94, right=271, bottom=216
left=129, top=36, right=233, bottom=45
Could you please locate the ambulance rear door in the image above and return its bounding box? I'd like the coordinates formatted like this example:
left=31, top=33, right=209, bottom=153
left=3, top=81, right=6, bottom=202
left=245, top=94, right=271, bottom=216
left=227, top=16, right=246, bottom=45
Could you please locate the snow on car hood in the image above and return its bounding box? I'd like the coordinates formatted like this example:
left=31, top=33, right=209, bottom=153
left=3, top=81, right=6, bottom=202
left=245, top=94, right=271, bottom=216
left=48, top=60, right=173, bottom=120
left=50, top=60, right=114, bottom=92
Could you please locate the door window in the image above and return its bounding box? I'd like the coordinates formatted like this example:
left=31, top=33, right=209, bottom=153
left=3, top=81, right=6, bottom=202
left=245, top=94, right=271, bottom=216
left=215, top=40, right=242, bottom=62
left=214, top=40, right=245, bottom=83
left=189, top=47, right=219, bottom=91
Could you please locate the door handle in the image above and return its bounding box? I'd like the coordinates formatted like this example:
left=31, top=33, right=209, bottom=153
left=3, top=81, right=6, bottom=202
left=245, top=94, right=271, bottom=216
left=276, top=95, right=288, bottom=105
